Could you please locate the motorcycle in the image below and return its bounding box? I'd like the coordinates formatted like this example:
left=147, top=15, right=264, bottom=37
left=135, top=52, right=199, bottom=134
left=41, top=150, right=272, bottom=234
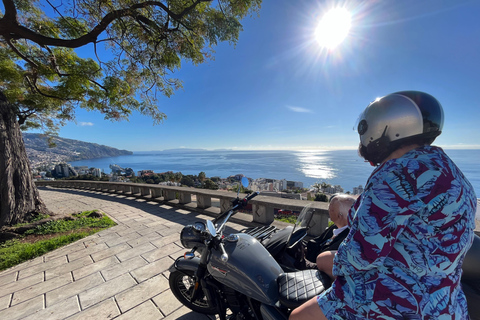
left=241, top=203, right=315, bottom=272
left=168, top=178, right=331, bottom=319
left=169, top=177, right=480, bottom=319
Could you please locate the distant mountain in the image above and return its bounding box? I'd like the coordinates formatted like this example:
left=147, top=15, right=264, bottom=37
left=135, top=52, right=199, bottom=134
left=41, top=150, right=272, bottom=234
left=23, top=133, right=133, bottom=168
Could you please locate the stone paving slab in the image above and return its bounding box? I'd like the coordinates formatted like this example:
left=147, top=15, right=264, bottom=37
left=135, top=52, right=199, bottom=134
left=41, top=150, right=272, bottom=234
left=0, top=187, right=246, bottom=319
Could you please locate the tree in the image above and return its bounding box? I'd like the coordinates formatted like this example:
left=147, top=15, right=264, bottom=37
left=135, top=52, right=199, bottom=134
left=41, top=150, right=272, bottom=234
left=230, top=184, right=251, bottom=194
left=321, top=182, right=331, bottom=190
left=314, top=193, right=328, bottom=202
left=203, top=178, right=218, bottom=190
left=0, top=0, right=261, bottom=226
left=312, top=182, right=322, bottom=193
left=174, top=172, right=183, bottom=183
left=180, top=175, right=195, bottom=187
left=198, top=171, right=206, bottom=182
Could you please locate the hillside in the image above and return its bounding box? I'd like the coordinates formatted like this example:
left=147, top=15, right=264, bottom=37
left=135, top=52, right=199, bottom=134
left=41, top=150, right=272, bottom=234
left=23, top=133, right=133, bottom=168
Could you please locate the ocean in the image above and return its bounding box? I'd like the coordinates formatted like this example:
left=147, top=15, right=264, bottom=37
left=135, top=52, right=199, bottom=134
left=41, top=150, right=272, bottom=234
left=69, top=148, right=480, bottom=196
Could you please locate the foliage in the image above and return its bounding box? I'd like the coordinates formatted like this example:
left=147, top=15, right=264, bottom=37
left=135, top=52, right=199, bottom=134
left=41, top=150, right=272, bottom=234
left=0, top=210, right=116, bottom=270
left=275, top=214, right=297, bottom=224
left=61, top=174, right=108, bottom=181
left=292, top=189, right=306, bottom=194
left=24, top=210, right=115, bottom=235
left=312, top=182, right=332, bottom=193
left=31, top=213, right=50, bottom=222
left=321, top=182, right=331, bottom=190
left=314, top=193, right=329, bottom=202
left=180, top=175, right=195, bottom=187
left=230, top=184, right=252, bottom=193
left=0, top=0, right=262, bottom=134
left=174, top=172, right=183, bottom=183
left=131, top=171, right=186, bottom=184
left=203, top=178, right=219, bottom=190
left=12, top=213, right=50, bottom=227
left=0, top=232, right=95, bottom=271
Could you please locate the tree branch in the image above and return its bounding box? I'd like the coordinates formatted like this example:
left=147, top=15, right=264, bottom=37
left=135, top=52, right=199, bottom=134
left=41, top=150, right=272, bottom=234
left=5, top=39, right=38, bottom=69
left=93, top=41, right=103, bottom=68
left=24, top=75, right=73, bottom=101
left=0, top=0, right=212, bottom=48
left=17, top=109, right=36, bottom=125
left=42, top=45, right=108, bottom=92
left=44, top=0, right=75, bottom=30
left=2, top=0, right=17, bottom=23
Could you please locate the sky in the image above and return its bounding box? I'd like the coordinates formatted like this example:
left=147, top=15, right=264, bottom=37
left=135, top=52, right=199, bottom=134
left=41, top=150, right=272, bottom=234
left=35, top=0, right=480, bottom=152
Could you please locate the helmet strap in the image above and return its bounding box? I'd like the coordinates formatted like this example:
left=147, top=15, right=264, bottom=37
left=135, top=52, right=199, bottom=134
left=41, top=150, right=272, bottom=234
left=364, top=126, right=392, bottom=165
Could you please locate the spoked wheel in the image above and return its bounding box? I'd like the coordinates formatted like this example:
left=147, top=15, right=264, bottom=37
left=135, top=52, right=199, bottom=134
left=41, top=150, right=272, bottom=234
left=169, top=270, right=217, bottom=315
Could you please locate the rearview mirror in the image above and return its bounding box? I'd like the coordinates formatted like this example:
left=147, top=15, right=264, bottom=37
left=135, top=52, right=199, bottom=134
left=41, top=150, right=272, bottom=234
left=241, top=177, right=249, bottom=188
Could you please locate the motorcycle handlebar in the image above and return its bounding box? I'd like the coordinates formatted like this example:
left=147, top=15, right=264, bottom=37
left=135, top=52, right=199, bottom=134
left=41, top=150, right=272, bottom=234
left=213, top=191, right=260, bottom=226
left=245, top=191, right=259, bottom=202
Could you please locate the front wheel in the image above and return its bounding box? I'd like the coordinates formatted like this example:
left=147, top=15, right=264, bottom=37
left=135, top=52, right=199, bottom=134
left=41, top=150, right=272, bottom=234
left=169, top=269, right=217, bottom=315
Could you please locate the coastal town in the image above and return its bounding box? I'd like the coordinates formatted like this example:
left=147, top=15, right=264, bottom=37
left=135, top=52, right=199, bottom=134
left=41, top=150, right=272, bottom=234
left=25, top=134, right=365, bottom=197
left=33, top=161, right=365, bottom=198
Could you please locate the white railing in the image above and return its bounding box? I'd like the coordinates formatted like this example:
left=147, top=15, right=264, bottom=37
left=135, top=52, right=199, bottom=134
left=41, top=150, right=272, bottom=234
left=35, top=180, right=330, bottom=236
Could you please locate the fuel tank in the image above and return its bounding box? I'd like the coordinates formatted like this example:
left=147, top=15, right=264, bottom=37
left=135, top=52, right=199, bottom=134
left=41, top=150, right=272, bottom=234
left=207, top=233, right=284, bottom=305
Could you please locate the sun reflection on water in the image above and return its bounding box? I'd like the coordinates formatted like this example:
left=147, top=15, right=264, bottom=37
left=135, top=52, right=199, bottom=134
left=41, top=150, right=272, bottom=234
left=295, top=150, right=336, bottom=180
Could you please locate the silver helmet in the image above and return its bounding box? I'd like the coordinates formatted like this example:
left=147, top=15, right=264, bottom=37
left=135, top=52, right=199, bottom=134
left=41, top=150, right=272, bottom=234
left=356, top=91, right=444, bottom=165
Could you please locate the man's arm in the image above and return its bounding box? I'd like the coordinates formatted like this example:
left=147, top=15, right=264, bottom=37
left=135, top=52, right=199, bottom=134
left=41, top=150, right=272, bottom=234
left=316, top=250, right=337, bottom=279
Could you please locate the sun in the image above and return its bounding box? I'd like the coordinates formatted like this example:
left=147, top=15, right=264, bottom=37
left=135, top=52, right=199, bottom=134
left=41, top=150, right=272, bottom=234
left=315, top=8, right=352, bottom=49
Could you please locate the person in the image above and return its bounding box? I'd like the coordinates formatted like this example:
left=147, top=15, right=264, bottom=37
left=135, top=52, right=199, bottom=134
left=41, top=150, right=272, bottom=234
left=290, top=91, right=477, bottom=319
left=300, top=194, right=355, bottom=276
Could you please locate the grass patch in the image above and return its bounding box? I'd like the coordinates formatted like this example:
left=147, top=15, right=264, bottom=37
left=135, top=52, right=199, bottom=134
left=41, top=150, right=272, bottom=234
left=12, top=213, right=50, bottom=228
left=0, top=210, right=116, bottom=271
left=275, top=214, right=298, bottom=224
left=24, top=211, right=115, bottom=235
left=275, top=214, right=335, bottom=227
left=0, top=232, right=95, bottom=271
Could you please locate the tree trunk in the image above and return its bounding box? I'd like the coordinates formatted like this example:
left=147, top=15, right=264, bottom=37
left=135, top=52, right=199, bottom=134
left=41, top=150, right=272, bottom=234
left=0, top=92, right=50, bottom=226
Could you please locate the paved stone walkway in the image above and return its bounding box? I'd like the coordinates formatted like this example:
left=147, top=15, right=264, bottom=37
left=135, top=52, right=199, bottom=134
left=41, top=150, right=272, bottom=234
left=0, top=187, right=249, bottom=320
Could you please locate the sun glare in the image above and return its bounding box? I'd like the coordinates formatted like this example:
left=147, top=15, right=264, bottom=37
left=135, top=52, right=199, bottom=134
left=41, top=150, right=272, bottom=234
left=315, top=8, right=352, bottom=49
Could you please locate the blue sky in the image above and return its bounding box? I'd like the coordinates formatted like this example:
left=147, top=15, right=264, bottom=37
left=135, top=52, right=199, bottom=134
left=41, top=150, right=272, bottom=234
left=50, top=0, right=480, bottom=152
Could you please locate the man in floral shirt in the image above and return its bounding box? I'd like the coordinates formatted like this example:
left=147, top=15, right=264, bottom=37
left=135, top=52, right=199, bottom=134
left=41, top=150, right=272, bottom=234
left=290, top=91, right=476, bottom=319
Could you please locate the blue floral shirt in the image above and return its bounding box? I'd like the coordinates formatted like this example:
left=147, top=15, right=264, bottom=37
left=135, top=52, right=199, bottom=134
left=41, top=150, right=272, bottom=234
left=317, top=146, right=477, bottom=319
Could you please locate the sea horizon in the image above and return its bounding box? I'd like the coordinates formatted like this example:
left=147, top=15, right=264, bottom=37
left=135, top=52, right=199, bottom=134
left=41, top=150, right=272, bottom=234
left=69, top=148, right=480, bottom=197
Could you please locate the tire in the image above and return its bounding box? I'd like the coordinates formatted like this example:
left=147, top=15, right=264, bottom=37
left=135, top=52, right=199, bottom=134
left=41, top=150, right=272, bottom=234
left=169, top=269, right=218, bottom=315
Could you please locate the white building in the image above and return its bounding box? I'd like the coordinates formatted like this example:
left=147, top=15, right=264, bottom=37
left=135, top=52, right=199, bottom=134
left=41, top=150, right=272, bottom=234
left=92, top=168, right=102, bottom=177
left=325, top=185, right=344, bottom=194
left=274, top=179, right=287, bottom=191
left=54, top=163, right=78, bottom=178
left=353, top=185, right=364, bottom=195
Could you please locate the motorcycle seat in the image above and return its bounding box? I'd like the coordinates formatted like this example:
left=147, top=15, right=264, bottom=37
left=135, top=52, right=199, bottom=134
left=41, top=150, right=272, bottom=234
left=277, top=269, right=331, bottom=309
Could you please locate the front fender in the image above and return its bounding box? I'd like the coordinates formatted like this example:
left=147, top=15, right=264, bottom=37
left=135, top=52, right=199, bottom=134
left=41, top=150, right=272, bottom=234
left=169, top=256, right=201, bottom=273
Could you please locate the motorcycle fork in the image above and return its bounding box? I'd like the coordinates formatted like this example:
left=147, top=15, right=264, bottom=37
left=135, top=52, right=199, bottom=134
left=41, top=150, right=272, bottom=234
left=189, top=246, right=220, bottom=313
left=190, top=262, right=208, bottom=302
left=191, top=265, right=226, bottom=318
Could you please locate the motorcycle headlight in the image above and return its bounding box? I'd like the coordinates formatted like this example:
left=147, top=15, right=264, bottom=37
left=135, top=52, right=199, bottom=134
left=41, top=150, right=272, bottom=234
left=180, top=221, right=206, bottom=249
